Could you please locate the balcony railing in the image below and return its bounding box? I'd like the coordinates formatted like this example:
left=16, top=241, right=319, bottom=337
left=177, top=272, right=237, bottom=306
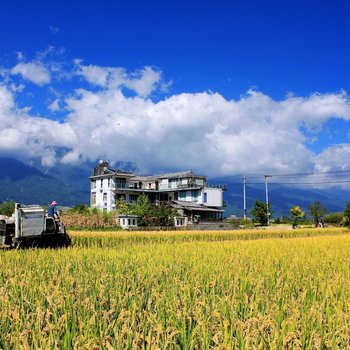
left=207, top=184, right=227, bottom=190
left=113, top=182, right=227, bottom=191
left=159, top=183, right=203, bottom=190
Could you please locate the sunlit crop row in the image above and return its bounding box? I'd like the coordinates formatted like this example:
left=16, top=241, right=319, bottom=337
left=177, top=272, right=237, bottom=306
left=1, top=229, right=350, bottom=349
left=71, top=227, right=348, bottom=248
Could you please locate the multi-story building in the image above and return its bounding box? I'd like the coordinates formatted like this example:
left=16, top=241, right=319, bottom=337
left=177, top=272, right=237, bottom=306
left=90, top=161, right=227, bottom=221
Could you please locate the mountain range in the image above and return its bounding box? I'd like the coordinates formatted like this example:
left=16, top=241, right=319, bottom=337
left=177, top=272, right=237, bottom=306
left=0, top=158, right=90, bottom=206
left=0, top=157, right=348, bottom=217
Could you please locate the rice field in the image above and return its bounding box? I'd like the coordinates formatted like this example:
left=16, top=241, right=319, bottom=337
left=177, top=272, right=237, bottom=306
left=1, top=228, right=350, bottom=349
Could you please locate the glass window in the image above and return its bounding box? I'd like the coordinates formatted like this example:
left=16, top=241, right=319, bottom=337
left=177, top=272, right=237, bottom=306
left=91, top=193, right=96, bottom=205
left=204, top=192, right=207, bottom=203
left=115, top=178, right=127, bottom=188
left=129, top=194, right=139, bottom=203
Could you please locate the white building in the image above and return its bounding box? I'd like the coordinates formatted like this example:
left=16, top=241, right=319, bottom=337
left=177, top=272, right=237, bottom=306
left=90, top=161, right=227, bottom=221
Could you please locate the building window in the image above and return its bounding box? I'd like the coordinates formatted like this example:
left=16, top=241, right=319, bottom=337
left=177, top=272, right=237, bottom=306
left=204, top=192, right=207, bottom=203
left=179, top=191, right=186, bottom=200
left=91, top=193, right=96, bottom=205
left=91, top=181, right=96, bottom=189
left=103, top=192, right=108, bottom=202
left=115, top=178, right=126, bottom=188
left=129, top=194, right=139, bottom=203
left=195, top=178, right=204, bottom=186
left=107, top=178, right=110, bottom=187
left=116, top=194, right=124, bottom=200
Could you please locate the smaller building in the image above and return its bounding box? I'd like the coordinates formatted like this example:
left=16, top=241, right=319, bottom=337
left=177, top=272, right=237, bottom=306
left=173, top=216, right=188, bottom=227
left=117, top=214, right=138, bottom=230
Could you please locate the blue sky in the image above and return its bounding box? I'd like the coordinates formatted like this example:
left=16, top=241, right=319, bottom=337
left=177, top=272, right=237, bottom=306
left=0, top=0, right=350, bottom=180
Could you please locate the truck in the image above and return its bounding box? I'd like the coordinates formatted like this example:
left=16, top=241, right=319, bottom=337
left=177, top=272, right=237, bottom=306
left=0, top=203, right=71, bottom=248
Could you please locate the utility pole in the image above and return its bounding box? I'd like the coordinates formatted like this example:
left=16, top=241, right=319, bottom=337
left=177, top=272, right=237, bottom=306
left=243, top=176, right=247, bottom=221
left=264, top=175, right=272, bottom=226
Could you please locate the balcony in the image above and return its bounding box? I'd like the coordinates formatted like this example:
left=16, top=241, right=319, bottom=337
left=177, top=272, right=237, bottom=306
left=113, top=182, right=227, bottom=191
left=159, top=183, right=203, bottom=190
left=207, top=184, right=227, bottom=190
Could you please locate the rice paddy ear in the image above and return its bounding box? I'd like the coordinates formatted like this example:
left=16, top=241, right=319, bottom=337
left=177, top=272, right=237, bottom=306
left=2, top=227, right=347, bottom=348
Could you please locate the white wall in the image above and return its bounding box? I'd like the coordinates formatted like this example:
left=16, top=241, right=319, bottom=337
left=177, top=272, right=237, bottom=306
left=92, top=176, right=115, bottom=211
left=159, top=179, right=168, bottom=190
left=200, top=187, right=223, bottom=207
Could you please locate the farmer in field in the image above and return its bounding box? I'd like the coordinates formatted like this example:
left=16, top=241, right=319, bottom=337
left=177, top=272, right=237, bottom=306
left=48, top=201, right=59, bottom=219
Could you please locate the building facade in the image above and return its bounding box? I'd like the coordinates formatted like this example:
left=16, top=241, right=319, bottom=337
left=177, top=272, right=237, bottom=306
left=90, top=161, right=227, bottom=221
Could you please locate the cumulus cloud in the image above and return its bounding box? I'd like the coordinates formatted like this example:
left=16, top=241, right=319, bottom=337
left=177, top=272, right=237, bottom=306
left=0, top=84, right=76, bottom=166
left=48, top=98, right=60, bottom=112
left=61, top=88, right=350, bottom=176
left=11, top=61, right=51, bottom=85
left=314, top=145, right=350, bottom=173
left=1, top=59, right=350, bottom=177
left=75, top=61, right=164, bottom=97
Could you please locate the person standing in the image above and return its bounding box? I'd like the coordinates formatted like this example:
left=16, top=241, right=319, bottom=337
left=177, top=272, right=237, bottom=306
left=48, top=201, right=58, bottom=218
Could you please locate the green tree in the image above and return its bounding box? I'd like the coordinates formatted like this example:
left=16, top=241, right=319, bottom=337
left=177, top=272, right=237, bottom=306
left=115, top=197, right=131, bottom=215
left=147, top=203, right=178, bottom=226
left=323, top=212, right=344, bottom=225
left=250, top=199, right=272, bottom=226
left=130, top=194, right=151, bottom=226
left=0, top=201, right=15, bottom=216
left=290, top=205, right=305, bottom=228
left=68, top=204, right=90, bottom=215
left=343, top=202, right=350, bottom=227
left=308, top=201, right=328, bottom=226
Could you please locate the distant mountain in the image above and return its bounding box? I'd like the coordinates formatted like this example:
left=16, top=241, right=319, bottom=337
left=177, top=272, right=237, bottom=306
left=215, top=176, right=350, bottom=218
left=0, top=157, right=51, bottom=181
left=0, top=157, right=348, bottom=215
left=0, top=158, right=89, bottom=206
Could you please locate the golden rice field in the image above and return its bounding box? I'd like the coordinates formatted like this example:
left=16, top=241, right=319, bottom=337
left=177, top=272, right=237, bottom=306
left=1, top=227, right=350, bottom=349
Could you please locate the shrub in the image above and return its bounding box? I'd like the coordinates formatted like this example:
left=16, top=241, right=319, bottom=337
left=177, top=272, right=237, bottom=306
left=0, top=201, right=15, bottom=216
left=323, top=212, right=344, bottom=225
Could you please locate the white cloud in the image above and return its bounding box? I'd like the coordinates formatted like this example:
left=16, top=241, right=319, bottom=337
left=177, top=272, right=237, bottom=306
left=75, top=62, right=164, bottom=97
left=11, top=61, right=51, bottom=85
left=48, top=99, right=60, bottom=112
left=61, top=88, right=350, bottom=176
left=0, top=84, right=76, bottom=166
left=1, top=60, right=350, bottom=177
left=314, top=145, right=350, bottom=173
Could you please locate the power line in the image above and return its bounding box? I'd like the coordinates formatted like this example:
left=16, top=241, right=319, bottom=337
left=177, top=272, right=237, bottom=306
left=230, top=179, right=350, bottom=186
left=236, top=169, right=350, bottom=178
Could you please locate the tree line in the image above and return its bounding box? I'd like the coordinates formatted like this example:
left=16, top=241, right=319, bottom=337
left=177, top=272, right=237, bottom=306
left=250, top=199, right=350, bottom=227
left=1, top=198, right=350, bottom=229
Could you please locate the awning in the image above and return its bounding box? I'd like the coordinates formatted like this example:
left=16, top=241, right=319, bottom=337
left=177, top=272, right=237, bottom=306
left=171, top=200, right=224, bottom=212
